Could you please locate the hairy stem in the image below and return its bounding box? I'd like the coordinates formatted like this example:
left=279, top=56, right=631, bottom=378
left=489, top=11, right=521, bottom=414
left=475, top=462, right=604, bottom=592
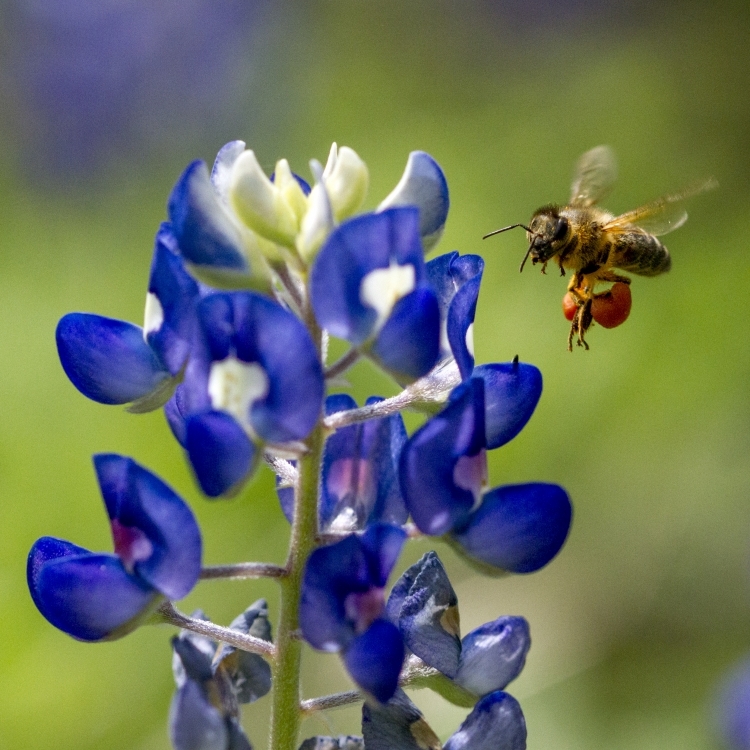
left=323, top=359, right=460, bottom=431
left=325, top=348, right=361, bottom=380
left=269, top=307, right=325, bottom=750
left=157, top=602, right=276, bottom=658
left=199, top=563, right=287, bottom=580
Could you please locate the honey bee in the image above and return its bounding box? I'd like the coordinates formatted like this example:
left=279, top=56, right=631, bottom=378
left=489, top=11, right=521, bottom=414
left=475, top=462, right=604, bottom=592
left=484, top=146, right=717, bottom=350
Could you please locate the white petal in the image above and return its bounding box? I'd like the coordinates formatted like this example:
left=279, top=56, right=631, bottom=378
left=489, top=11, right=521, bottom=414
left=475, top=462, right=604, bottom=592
left=359, top=260, right=416, bottom=331
left=143, top=292, right=164, bottom=339
left=296, top=182, right=335, bottom=264
left=230, top=150, right=299, bottom=246
left=323, top=146, right=369, bottom=222
left=208, top=357, right=269, bottom=434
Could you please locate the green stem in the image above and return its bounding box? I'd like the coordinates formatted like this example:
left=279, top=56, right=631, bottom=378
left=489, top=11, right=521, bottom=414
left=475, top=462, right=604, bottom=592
left=268, top=416, right=326, bottom=750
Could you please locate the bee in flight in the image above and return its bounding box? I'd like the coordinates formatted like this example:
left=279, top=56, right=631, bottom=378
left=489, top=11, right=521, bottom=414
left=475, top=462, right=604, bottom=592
left=483, top=146, right=716, bottom=350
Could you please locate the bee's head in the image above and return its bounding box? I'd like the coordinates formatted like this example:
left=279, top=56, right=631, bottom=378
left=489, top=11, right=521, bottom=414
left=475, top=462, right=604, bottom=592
left=521, top=206, right=569, bottom=271
left=481, top=207, right=570, bottom=273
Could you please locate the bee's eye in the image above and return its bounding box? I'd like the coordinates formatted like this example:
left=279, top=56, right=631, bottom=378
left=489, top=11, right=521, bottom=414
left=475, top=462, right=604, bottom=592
left=553, top=218, right=568, bottom=241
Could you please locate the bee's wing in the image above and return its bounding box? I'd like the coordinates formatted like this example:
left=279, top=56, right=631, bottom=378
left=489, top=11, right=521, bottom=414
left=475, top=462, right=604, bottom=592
left=603, top=178, right=717, bottom=236
left=569, top=145, right=618, bottom=207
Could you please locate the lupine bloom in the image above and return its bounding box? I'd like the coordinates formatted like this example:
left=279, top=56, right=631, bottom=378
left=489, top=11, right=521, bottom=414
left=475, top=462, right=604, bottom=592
left=27, top=454, right=201, bottom=642
left=278, top=394, right=407, bottom=532
left=387, top=552, right=530, bottom=701
left=362, top=688, right=527, bottom=750
left=426, top=251, right=484, bottom=377
left=300, top=524, right=407, bottom=702
left=310, top=207, right=441, bottom=383
left=169, top=601, right=273, bottom=750
left=400, top=377, right=571, bottom=573
left=42, top=138, right=574, bottom=750
left=57, top=223, right=201, bottom=413
left=166, top=290, right=325, bottom=497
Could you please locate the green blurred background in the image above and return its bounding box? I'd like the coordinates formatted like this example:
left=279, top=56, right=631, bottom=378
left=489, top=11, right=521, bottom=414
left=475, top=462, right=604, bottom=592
left=1, top=1, right=749, bottom=748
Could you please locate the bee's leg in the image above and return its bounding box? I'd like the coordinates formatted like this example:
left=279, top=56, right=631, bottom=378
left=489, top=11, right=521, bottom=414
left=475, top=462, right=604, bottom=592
left=540, top=261, right=548, bottom=275
left=577, top=298, right=593, bottom=350
left=595, top=270, right=631, bottom=286
left=557, top=257, right=566, bottom=277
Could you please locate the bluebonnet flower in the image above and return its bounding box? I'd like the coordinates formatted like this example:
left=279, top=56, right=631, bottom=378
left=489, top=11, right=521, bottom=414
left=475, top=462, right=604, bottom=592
left=310, top=207, right=441, bottom=383
left=362, top=688, right=526, bottom=750
left=278, top=394, right=407, bottom=532
left=387, top=552, right=530, bottom=704
left=169, top=600, right=272, bottom=750
left=167, top=290, right=325, bottom=497
left=400, top=377, right=571, bottom=573
left=57, top=223, right=201, bottom=413
left=425, top=251, right=484, bottom=378
left=27, top=454, right=202, bottom=642
left=300, top=524, right=407, bottom=703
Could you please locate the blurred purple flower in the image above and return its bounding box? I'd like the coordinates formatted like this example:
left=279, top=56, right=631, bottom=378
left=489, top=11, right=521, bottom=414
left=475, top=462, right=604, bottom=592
left=4, top=0, right=271, bottom=177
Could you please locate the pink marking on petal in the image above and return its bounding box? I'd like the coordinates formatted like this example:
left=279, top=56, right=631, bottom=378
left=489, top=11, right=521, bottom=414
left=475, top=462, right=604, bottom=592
left=111, top=519, right=154, bottom=573
left=344, top=587, right=386, bottom=634
left=453, top=449, right=488, bottom=508
left=326, top=457, right=372, bottom=502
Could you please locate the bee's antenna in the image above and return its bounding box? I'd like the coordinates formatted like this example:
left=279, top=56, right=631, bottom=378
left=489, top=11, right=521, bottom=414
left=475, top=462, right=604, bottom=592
left=482, top=224, right=535, bottom=240
left=519, top=244, right=534, bottom=274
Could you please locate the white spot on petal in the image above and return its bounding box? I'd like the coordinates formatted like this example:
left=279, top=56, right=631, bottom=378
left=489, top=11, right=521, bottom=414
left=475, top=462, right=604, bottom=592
left=208, top=357, right=269, bottom=433
left=143, top=292, right=164, bottom=340
left=464, top=322, right=475, bottom=357
left=360, top=260, right=416, bottom=332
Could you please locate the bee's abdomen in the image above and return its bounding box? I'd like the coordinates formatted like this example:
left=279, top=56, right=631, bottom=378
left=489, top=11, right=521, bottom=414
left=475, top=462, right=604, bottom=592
left=612, top=231, right=671, bottom=277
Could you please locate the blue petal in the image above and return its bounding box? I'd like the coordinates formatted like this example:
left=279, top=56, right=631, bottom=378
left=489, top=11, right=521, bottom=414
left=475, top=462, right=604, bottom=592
left=94, top=454, right=202, bottom=599
left=172, top=635, right=215, bottom=683
left=27, top=536, right=89, bottom=615
left=344, top=618, right=404, bottom=703
left=169, top=680, right=228, bottom=750
left=426, top=253, right=484, bottom=315
left=226, top=719, right=253, bottom=750
left=320, top=395, right=408, bottom=531
left=362, top=689, right=439, bottom=750
left=168, top=159, right=248, bottom=271
left=186, top=411, right=257, bottom=498
left=390, top=551, right=461, bottom=678
left=455, top=616, right=530, bottom=696
left=28, top=548, right=158, bottom=641
left=310, top=207, right=425, bottom=346
left=370, top=288, right=441, bottom=382
left=165, top=386, right=189, bottom=447
left=146, top=223, right=201, bottom=375
left=57, top=313, right=170, bottom=405
left=444, top=691, right=527, bottom=750
left=277, top=476, right=295, bottom=525
left=378, top=151, right=450, bottom=251
left=447, top=276, right=481, bottom=379
left=452, top=483, right=572, bottom=574
left=358, top=523, right=407, bottom=587
left=233, top=293, right=324, bottom=443
left=473, top=363, right=543, bottom=449
left=399, top=379, right=486, bottom=536
left=192, top=292, right=325, bottom=444
left=300, top=535, right=372, bottom=652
